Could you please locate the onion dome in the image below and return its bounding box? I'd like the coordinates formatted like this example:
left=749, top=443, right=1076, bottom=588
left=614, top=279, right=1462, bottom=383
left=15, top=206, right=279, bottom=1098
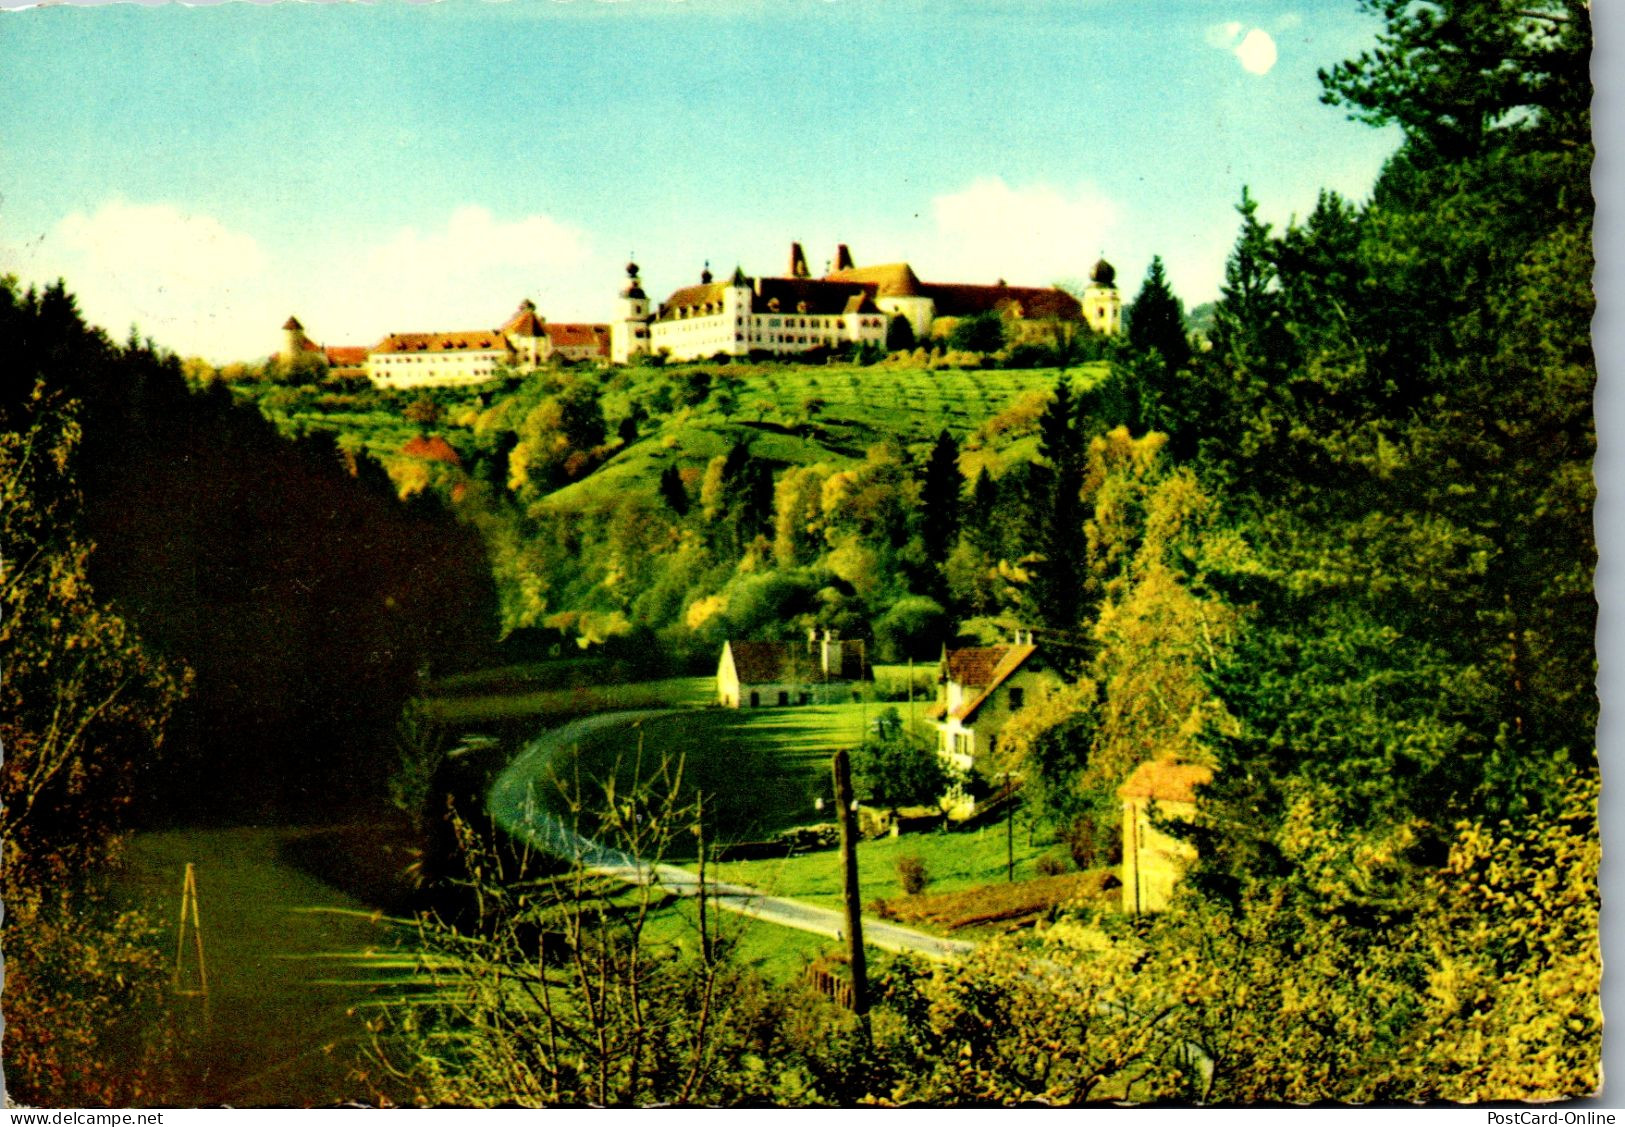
left=1090, top=258, right=1117, bottom=286
left=621, top=260, right=646, bottom=300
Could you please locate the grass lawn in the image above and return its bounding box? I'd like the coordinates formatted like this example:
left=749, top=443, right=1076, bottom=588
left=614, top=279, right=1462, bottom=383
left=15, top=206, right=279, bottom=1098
left=532, top=702, right=873, bottom=847
left=708, top=820, right=1056, bottom=918
left=115, top=826, right=417, bottom=1106
left=639, top=896, right=840, bottom=982
left=422, top=675, right=715, bottom=725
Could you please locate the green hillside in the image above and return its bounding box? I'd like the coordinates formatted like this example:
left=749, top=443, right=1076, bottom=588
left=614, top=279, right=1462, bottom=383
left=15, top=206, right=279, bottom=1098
left=542, top=361, right=1103, bottom=511
left=224, top=356, right=1112, bottom=662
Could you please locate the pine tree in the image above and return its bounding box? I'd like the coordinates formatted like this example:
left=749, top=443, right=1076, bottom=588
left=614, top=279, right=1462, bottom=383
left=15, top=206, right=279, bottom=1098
left=919, top=429, right=962, bottom=572
left=1030, top=380, right=1088, bottom=658
left=1125, top=255, right=1191, bottom=373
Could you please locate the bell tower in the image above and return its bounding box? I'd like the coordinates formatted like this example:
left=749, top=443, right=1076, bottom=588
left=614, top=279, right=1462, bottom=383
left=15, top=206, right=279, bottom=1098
left=611, top=259, right=651, bottom=364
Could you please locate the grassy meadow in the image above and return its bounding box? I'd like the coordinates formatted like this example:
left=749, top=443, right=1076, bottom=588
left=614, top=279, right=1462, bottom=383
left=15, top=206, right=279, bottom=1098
left=529, top=702, right=873, bottom=846
left=708, top=821, right=1054, bottom=916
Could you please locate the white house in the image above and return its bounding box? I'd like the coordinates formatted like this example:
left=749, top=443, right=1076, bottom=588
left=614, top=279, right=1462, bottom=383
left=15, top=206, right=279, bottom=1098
left=716, top=631, right=869, bottom=708
left=926, top=634, right=1054, bottom=774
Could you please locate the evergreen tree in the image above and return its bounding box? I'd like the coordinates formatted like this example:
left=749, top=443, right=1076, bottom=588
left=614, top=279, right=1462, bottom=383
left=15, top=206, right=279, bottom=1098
left=1125, top=255, right=1191, bottom=372
left=1029, top=379, right=1088, bottom=659
left=918, top=430, right=962, bottom=601
left=658, top=462, right=689, bottom=516
left=886, top=314, right=916, bottom=352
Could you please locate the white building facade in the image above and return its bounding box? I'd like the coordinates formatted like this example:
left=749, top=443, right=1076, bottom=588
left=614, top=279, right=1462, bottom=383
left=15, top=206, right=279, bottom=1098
left=647, top=263, right=889, bottom=362
left=637, top=244, right=1118, bottom=363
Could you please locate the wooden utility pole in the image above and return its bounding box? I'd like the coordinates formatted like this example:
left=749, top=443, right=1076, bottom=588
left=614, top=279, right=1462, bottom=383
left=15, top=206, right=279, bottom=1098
left=696, top=791, right=713, bottom=967
left=831, top=748, right=869, bottom=1018
left=1005, top=772, right=1015, bottom=883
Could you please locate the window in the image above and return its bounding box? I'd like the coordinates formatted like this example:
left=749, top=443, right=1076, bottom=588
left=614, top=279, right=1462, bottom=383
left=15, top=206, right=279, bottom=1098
left=1008, top=687, right=1024, bottom=710
left=777, top=690, right=790, bottom=707
left=749, top=691, right=760, bottom=708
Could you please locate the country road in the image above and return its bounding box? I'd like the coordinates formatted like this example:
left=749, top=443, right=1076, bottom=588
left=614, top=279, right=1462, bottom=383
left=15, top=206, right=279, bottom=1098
left=486, top=709, right=976, bottom=962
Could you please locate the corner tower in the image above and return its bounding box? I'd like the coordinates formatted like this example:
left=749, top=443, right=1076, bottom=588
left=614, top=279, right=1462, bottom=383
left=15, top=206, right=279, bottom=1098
left=281, top=315, right=309, bottom=362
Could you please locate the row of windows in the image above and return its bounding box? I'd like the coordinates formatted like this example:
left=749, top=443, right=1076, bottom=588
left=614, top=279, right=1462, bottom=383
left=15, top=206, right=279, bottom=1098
left=376, top=353, right=504, bottom=364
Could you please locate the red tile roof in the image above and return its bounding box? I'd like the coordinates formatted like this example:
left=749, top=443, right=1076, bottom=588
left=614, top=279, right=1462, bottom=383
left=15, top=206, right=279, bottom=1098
left=544, top=323, right=611, bottom=352
left=946, top=643, right=1037, bottom=722
left=402, top=434, right=463, bottom=466
left=503, top=308, right=547, bottom=338
left=825, top=262, right=923, bottom=297
left=372, top=331, right=510, bottom=354
left=324, top=345, right=369, bottom=366
left=1118, top=760, right=1213, bottom=803
left=725, top=640, right=868, bottom=685
left=727, top=641, right=817, bottom=685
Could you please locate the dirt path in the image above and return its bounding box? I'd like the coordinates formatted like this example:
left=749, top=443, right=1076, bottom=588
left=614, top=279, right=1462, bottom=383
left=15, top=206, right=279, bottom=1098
left=487, top=710, right=977, bottom=961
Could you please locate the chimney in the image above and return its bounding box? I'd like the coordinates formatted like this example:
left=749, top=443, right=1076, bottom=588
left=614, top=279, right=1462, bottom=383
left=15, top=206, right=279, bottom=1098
left=790, top=242, right=810, bottom=279
left=835, top=244, right=854, bottom=272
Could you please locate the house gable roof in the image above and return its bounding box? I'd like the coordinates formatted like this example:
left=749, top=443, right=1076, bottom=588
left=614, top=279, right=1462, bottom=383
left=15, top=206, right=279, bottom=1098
left=944, top=643, right=1038, bottom=723
left=658, top=281, right=733, bottom=318
left=502, top=301, right=546, bottom=338
left=724, top=639, right=868, bottom=685
left=726, top=641, right=815, bottom=685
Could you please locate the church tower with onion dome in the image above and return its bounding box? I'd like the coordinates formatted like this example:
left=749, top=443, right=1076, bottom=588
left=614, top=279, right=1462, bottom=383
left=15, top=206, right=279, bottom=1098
left=611, top=259, right=652, bottom=364
left=1081, top=257, right=1122, bottom=335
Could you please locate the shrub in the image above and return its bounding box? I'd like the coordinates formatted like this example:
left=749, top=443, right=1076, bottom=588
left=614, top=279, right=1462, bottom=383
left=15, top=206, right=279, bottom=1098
left=898, top=855, right=930, bottom=896
left=1062, top=814, right=1121, bottom=870
left=1036, top=851, right=1072, bottom=877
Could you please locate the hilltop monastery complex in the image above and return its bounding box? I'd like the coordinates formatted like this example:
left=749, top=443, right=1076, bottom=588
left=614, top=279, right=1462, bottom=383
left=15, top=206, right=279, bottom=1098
left=279, top=243, right=1121, bottom=388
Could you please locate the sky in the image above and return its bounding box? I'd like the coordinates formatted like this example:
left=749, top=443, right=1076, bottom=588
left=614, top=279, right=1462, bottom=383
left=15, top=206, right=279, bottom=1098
left=0, top=0, right=1404, bottom=363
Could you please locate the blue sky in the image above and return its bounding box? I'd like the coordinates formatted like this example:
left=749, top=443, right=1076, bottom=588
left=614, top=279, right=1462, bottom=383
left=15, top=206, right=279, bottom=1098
left=0, top=0, right=1402, bottom=361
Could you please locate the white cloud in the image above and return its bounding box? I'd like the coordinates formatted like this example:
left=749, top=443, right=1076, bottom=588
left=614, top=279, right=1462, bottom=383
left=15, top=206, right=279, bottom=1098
left=1236, top=29, right=1278, bottom=75
left=312, top=205, right=599, bottom=345
left=920, top=177, right=1117, bottom=287
left=1205, top=20, right=1244, bottom=49
left=0, top=199, right=607, bottom=362
left=3, top=198, right=271, bottom=357
left=1208, top=21, right=1278, bottom=75
left=54, top=198, right=266, bottom=289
